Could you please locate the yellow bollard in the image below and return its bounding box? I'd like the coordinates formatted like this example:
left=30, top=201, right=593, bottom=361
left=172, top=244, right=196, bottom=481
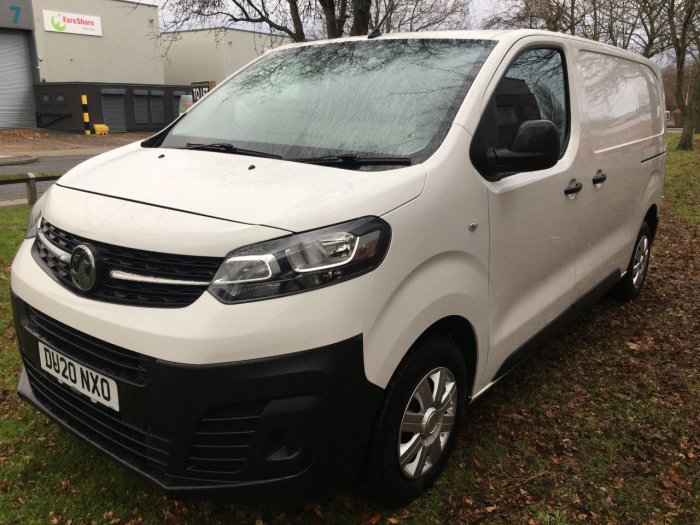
left=81, top=94, right=91, bottom=135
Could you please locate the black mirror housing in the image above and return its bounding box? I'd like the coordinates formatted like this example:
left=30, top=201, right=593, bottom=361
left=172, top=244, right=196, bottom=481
left=485, top=120, right=560, bottom=180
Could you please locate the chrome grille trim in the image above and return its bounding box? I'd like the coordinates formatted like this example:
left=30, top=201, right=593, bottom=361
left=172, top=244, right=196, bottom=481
left=110, top=270, right=210, bottom=287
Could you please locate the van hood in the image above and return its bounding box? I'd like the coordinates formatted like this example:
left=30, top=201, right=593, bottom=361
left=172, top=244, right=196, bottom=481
left=58, top=143, right=427, bottom=232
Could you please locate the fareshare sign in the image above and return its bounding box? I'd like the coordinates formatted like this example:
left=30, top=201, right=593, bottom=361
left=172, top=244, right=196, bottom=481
left=43, top=10, right=102, bottom=36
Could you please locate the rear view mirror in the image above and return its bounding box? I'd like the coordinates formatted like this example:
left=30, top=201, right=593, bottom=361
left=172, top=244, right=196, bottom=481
left=484, top=120, right=560, bottom=180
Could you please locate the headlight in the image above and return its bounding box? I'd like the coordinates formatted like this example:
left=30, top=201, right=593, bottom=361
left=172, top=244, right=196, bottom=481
left=209, top=216, right=391, bottom=304
left=25, top=190, right=50, bottom=239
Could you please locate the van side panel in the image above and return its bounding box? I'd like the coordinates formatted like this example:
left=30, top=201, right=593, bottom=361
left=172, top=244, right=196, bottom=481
left=572, top=49, right=665, bottom=298
left=362, top=126, right=489, bottom=392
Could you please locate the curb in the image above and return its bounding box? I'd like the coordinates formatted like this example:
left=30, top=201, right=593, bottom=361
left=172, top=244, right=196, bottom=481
left=0, top=155, right=38, bottom=166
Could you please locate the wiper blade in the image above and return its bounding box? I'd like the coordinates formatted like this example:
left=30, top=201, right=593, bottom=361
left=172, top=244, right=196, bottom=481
left=184, top=142, right=282, bottom=159
left=288, top=154, right=411, bottom=167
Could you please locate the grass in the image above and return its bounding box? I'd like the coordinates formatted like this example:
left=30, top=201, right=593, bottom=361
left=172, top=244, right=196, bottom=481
left=0, top=135, right=698, bottom=524
left=664, top=135, right=700, bottom=223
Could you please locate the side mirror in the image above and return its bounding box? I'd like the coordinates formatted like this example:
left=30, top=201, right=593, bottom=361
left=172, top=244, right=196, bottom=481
left=485, top=120, right=560, bottom=181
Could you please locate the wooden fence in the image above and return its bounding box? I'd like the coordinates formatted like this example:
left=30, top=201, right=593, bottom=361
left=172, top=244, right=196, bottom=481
left=0, top=173, right=62, bottom=205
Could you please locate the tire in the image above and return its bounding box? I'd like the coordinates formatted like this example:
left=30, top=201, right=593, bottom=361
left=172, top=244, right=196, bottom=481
left=614, top=221, right=652, bottom=302
left=363, top=337, right=467, bottom=507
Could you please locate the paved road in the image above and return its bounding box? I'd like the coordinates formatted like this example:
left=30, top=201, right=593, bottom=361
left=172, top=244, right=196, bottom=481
left=0, top=154, right=91, bottom=176
left=0, top=154, right=91, bottom=204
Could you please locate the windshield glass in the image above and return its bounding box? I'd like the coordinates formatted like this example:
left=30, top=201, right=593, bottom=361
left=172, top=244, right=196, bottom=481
left=158, top=39, right=495, bottom=167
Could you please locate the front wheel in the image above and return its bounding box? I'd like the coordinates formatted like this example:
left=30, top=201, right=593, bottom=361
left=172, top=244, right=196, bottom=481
left=614, top=221, right=652, bottom=301
left=363, top=337, right=466, bottom=507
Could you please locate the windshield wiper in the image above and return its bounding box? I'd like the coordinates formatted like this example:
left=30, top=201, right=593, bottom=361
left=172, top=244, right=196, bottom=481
left=288, top=154, right=411, bottom=168
left=184, top=142, right=282, bottom=159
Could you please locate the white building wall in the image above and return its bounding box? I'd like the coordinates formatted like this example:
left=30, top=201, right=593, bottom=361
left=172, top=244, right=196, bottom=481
left=162, top=30, right=227, bottom=85
left=32, top=0, right=164, bottom=84
left=221, top=29, right=289, bottom=80
left=163, top=28, right=290, bottom=85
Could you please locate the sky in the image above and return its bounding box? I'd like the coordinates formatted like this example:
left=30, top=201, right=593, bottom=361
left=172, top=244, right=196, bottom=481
left=471, top=0, right=492, bottom=27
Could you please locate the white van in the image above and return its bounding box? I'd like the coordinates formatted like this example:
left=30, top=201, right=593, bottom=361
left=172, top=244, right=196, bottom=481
left=11, top=29, right=665, bottom=506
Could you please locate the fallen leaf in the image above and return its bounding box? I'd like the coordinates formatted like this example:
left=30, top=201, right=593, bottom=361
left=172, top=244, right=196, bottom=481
left=660, top=475, right=674, bottom=488
left=361, top=511, right=382, bottom=525
left=602, top=495, right=615, bottom=508
left=669, top=469, right=685, bottom=485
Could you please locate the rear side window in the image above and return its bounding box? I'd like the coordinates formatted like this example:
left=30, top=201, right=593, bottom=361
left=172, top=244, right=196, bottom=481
left=471, top=47, right=569, bottom=177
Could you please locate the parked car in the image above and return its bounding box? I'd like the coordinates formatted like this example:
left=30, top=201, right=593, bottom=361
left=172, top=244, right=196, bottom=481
left=11, top=29, right=665, bottom=506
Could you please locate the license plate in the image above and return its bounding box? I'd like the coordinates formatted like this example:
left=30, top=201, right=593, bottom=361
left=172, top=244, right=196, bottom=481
left=38, top=342, right=120, bottom=411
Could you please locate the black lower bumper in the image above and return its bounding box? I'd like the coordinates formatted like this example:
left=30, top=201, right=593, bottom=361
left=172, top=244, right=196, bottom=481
left=12, top=293, right=383, bottom=502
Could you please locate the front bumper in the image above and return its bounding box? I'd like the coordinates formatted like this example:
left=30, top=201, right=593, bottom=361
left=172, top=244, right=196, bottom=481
left=13, top=294, right=383, bottom=501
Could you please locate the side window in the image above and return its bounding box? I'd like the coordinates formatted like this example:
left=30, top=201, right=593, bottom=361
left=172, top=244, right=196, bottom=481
left=471, top=47, right=569, bottom=178
left=500, top=48, right=568, bottom=150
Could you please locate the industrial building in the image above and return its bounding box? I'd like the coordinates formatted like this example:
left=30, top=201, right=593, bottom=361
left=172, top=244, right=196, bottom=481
left=162, top=28, right=289, bottom=85
left=0, top=0, right=289, bottom=132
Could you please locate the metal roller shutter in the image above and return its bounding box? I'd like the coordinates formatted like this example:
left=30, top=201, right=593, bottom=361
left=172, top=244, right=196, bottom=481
left=133, top=89, right=149, bottom=124
left=0, top=30, right=36, bottom=129
left=150, top=90, right=164, bottom=124
left=101, top=94, right=127, bottom=132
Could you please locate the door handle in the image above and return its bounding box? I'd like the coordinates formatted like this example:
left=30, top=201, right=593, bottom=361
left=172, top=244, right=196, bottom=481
left=592, top=171, right=607, bottom=187
left=564, top=179, right=583, bottom=198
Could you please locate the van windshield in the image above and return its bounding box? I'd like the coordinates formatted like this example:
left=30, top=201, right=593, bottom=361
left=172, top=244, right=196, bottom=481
left=158, top=39, right=495, bottom=169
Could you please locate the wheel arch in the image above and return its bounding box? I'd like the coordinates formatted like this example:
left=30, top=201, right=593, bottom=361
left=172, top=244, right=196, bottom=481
left=644, top=204, right=659, bottom=243
left=410, top=316, right=478, bottom=401
left=637, top=165, right=663, bottom=245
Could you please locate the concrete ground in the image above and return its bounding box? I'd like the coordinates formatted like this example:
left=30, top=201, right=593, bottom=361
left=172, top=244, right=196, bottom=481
left=0, top=128, right=153, bottom=158
left=0, top=129, right=153, bottom=205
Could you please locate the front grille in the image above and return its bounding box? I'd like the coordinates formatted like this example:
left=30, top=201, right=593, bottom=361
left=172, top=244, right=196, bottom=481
left=24, top=358, right=171, bottom=473
left=24, top=304, right=153, bottom=385
left=34, top=220, right=223, bottom=308
left=186, top=401, right=268, bottom=482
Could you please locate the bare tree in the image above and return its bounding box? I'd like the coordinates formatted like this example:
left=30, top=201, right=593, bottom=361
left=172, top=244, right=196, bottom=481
left=692, top=33, right=700, bottom=131
left=632, top=0, right=668, bottom=57
left=485, top=0, right=670, bottom=58
left=156, top=0, right=362, bottom=43
left=484, top=0, right=582, bottom=33
left=156, top=0, right=469, bottom=45
left=667, top=0, right=699, bottom=150
left=370, top=0, right=470, bottom=33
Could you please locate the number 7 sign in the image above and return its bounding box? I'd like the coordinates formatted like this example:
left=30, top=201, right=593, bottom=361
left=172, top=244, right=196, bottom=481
left=9, top=5, right=22, bottom=23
